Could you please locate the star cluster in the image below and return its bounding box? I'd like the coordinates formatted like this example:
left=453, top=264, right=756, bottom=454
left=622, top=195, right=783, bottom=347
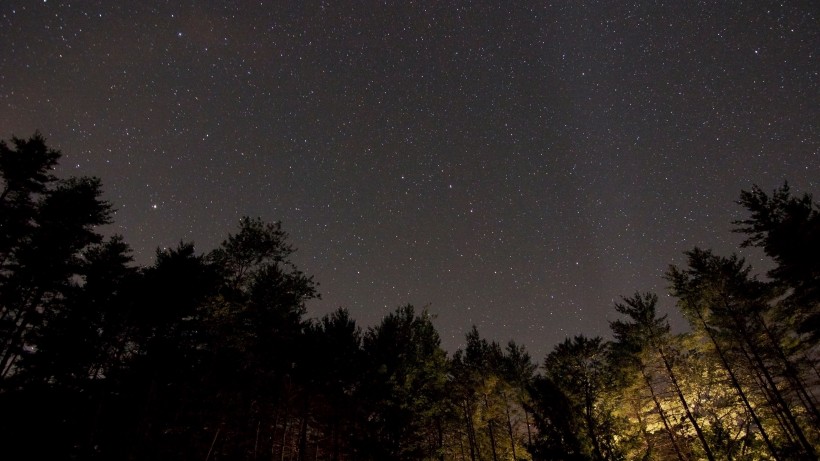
left=1, top=1, right=817, bottom=358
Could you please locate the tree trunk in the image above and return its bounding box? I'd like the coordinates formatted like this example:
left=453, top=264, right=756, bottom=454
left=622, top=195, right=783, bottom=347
left=331, top=410, right=340, bottom=461
left=297, top=398, right=309, bottom=461
left=483, top=392, right=499, bottom=461
left=583, top=385, right=604, bottom=461
left=280, top=418, right=289, bottom=461
left=503, top=390, right=517, bottom=461
left=254, top=420, right=261, bottom=460
left=437, top=417, right=445, bottom=461
left=486, top=418, right=498, bottom=461
left=0, top=287, right=44, bottom=377
left=742, top=344, right=799, bottom=448
left=756, top=311, right=820, bottom=426
left=742, top=334, right=816, bottom=459
left=205, top=426, right=221, bottom=461
left=462, top=400, right=478, bottom=461
left=518, top=387, right=533, bottom=448
left=640, top=366, right=686, bottom=461
left=655, top=344, right=716, bottom=461
left=630, top=388, right=654, bottom=460
left=693, top=308, right=781, bottom=461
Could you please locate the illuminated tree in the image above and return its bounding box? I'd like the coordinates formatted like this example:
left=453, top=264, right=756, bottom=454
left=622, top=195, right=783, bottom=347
left=502, top=340, right=537, bottom=452
left=542, top=335, right=623, bottom=461
left=668, top=249, right=818, bottom=460
left=450, top=327, right=533, bottom=461
left=610, top=293, right=716, bottom=461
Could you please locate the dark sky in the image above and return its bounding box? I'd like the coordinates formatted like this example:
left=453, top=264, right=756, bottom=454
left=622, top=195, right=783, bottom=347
left=1, top=1, right=817, bottom=359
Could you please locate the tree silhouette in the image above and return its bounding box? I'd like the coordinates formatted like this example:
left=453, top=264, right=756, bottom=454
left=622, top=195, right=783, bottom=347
left=527, top=373, right=587, bottom=460
left=1, top=133, right=817, bottom=461
left=0, top=134, right=113, bottom=381
left=0, top=132, right=59, bottom=263
left=360, top=304, right=450, bottom=460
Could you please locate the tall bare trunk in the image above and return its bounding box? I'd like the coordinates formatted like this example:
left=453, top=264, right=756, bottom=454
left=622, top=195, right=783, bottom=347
left=743, top=335, right=816, bottom=459
left=462, top=400, right=478, bottom=461
left=500, top=389, right=517, bottom=461
left=640, top=366, right=686, bottom=461
left=693, top=307, right=781, bottom=460
left=483, top=392, right=498, bottom=461
left=756, top=312, right=820, bottom=426
left=655, top=344, right=716, bottom=461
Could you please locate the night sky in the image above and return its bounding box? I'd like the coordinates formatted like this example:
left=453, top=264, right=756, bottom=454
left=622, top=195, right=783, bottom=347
left=1, top=1, right=817, bottom=359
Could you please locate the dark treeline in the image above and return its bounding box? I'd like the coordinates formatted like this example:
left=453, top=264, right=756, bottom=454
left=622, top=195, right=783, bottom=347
left=0, top=133, right=817, bottom=460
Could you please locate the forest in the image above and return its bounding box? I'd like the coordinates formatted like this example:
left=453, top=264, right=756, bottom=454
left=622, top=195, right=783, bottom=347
left=0, top=133, right=818, bottom=461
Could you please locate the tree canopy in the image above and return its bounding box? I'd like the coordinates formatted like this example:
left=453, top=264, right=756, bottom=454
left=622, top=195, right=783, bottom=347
left=0, top=134, right=817, bottom=460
